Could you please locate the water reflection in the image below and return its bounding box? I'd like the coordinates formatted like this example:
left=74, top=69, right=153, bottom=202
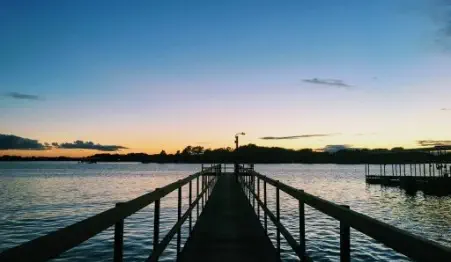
left=0, top=162, right=449, bottom=261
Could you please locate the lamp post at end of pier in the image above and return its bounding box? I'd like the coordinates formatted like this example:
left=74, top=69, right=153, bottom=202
left=234, top=132, right=246, bottom=178
left=235, top=132, right=246, bottom=150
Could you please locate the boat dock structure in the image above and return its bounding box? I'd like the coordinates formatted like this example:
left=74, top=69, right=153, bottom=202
left=364, top=147, right=451, bottom=195
left=1, top=164, right=450, bottom=261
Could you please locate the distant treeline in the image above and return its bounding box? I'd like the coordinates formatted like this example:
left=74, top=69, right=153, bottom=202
left=1, top=144, right=450, bottom=164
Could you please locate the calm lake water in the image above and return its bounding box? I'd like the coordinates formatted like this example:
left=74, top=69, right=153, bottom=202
left=0, top=162, right=450, bottom=261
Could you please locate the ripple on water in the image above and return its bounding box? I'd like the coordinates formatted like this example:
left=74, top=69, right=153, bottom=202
left=1, top=163, right=450, bottom=261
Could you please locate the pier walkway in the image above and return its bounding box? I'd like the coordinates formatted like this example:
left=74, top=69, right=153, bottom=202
left=179, top=173, right=277, bottom=261
left=1, top=164, right=451, bottom=262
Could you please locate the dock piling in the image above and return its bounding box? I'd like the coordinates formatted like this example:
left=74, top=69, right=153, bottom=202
left=340, top=205, right=351, bottom=262
left=114, top=203, right=124, bottom=262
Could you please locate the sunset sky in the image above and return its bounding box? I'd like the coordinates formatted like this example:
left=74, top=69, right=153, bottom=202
left=1, top=0, right=451, bottom=157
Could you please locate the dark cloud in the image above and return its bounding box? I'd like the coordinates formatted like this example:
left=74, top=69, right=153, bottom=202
left=4, top=92, right=41, bottom=100
left=0, top=134, right=48, bottom=150
left=302, top=78, right=352, bottom=88
left=418, top=140, right=451, bottom=146
left=260, top=134, right=337, bottom=140
left=321, top=145, right=352, bottom=153
left=53, top=140, right=127, bottom=151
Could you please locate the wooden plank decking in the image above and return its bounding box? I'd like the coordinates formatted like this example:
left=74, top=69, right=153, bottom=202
left=179, top=173, right=277, bottom=262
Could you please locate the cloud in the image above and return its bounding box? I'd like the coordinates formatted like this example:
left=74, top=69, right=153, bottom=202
left=302, top=78, right=352, bottom=88
left=441, top=108, right=450, bottom=111
left=53, top=140, right=127, bottom=151
left=0, top=134, right=49, bottom=150
left=418, top=140, right=451, bottom=146
left=321, top=144, right=353, bottom=153
left=4, top=92, right=41, bottom=100
left=260, top=133, right=337, bottom=140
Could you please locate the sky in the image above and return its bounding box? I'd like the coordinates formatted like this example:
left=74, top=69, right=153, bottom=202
left=1, top=0, right=451, bottom=157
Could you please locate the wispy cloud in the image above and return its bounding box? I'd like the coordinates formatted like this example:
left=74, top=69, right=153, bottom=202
left=441, top=108, right=450, bottom=111
left=0, top=134, right=49, bottom=150
left=4, top=92, right=41, bottom=100
left=260, top=133, right=338, bottom=140
left=302, top=78, right=352, bottom=88
left=418, top=140, right=451, bottom=146
left=53, top=140, right=127, bottom=151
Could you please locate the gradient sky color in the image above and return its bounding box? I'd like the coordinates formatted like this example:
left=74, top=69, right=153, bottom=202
left=1, top=0, right=451, bottom=156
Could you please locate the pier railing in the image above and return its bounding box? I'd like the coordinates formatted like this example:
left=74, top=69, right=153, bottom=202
left=0, top=165, right=222, bottom=262
left=239, top=169, right=451, bottom=262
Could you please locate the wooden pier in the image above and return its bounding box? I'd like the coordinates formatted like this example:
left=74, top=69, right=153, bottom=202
left=364, top=163, right=451, bottom=195
left=1, top=164, right=451, bottom=262
left=179, top=173, right=277, bottom=262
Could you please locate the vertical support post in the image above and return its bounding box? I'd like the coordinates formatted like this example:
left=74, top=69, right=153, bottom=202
left=380, top=165, right=382, bottom=176
left=276, top=186, right=281, bottom=259
left=257, top=177, right=260, bottom=219
left=153, top=199, right=160, bottom=253
left=177, top=187, right=182, bottom=260
left=196, top=176, right=200, bottom=219
left=264, top=180, right=268, bottom=234
left=340, top=205, right=350, bottom=262
left=423, top=164, right=426, bottom=177
left=252, top=174, right=256, bottom=209
left=201, top=175, right=204, bottom=209
left=299, top=190, right=306, bottom=260
left=403, top=164, right=406, bottom=176
left=414, top=164, right=417, bottom=176
left=399, top=165, right=402, bottom=176
left=189, top=180, right=192, bottom=234
left=383, top=164, right=386, bottom=176
left=392, top=165, right=394, bottom=176
left=114, top=203, right=123, bottom=262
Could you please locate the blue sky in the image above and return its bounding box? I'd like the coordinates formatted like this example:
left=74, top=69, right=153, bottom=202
left=1, top=0, right=450, bottom=156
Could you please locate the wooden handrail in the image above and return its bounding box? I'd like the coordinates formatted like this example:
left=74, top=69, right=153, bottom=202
left=0, top=165, right=221, bottom=262
left=243, top=171, right=451, bottom=262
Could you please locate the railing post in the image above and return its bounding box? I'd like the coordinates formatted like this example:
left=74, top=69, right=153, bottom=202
left=252, top=174, right=256, bottom=209
left=276, top=185, right=281, bottom=258
left=201, top=175, right=204, bottom=209
left=177, top=186, right=182, bottom=260
left=299, top=190, right=305, bottom=260
left=189, top=180, right=192, bottom=235
left=196, top=176, right=200, bottom=219
left=264, top=180, right=267, bottom=235
left=340, top=205, right=350, bottom=262
left=153, top=198, right=160, bottom=253
left=257, top=177, right=260, bottom=220
left=114, top=203, right=124, bottom=262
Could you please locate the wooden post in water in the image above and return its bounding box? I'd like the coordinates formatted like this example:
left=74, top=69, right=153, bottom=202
left=177, top=187, right=182, bottom=260
left=257, top=177, right=260, bottom=220
left=384, top=164, right=386, bottom=176
left=414, top=164, right=417, bottom=176
left=392, top=165, right=395, bottom=176
left=252, top=174, right=256, bottom=210
left=196, top=177, right=199, bottom=219
left=423, top=164, right=426, bottom=177
left=153, top=198, right=160, bottom=252
left=264, top=180, right=268, bottom=235
left=340, top=205, right=351, bottom=262
left=189, top=180, right=192, bottom=235
left=114, top=203, right=124, bottom=262
left=276, top=185, right=281, bottom=259
left=299, top=190, right=306, bottom=260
